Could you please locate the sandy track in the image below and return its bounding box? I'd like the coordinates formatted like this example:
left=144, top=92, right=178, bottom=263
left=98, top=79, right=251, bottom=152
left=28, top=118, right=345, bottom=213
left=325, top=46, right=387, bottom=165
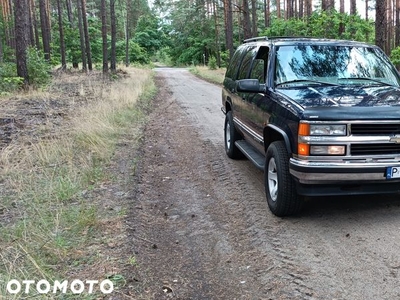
left=129, top=68, right=400, bottom=300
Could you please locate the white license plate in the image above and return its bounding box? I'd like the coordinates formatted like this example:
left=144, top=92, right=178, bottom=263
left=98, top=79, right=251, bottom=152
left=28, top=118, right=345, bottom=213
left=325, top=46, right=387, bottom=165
left=386, top=167, right=400, bottom=179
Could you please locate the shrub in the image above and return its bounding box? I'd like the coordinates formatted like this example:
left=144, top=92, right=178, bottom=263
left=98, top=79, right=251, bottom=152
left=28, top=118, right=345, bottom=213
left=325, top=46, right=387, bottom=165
left=208, top=56, right=217, bottom=70
left=26, top=47, right=51, bottom=87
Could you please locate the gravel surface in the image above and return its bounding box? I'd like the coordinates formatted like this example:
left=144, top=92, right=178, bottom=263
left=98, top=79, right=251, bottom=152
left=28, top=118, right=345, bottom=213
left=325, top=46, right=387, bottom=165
left=128, top=67, right=400, bottom=300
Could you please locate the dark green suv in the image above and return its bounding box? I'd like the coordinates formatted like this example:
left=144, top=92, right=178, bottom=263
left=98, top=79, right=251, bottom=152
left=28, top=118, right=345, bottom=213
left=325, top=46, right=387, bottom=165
left=222, top=36, right=400, bottom=216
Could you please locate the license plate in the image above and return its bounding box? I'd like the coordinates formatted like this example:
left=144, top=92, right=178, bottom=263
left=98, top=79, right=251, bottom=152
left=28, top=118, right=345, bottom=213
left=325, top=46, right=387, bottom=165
left=386, top=167, right=400, bottom=179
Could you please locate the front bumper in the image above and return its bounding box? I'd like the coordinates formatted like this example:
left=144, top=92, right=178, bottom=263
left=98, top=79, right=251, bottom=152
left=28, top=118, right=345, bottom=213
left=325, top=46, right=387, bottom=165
left=290, top=158, right=400, bottom=196
left=289, top=158, right=400, bottom=184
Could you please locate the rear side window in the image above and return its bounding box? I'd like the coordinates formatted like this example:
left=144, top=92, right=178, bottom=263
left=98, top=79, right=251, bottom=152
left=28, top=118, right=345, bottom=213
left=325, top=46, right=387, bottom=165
left=238, top=46, right=257, bottom=80
left=249, top=46, right=269, bottom=84
left=225, top=48, right=245, bottom=80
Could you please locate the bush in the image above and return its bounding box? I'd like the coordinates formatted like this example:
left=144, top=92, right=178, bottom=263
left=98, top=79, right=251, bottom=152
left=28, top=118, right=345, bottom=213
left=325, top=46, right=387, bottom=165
left=26, top=47, right=51, bottom=87
left=208, top=56, right=217, bottom=70
left=0, top=63, right=24, bottom=94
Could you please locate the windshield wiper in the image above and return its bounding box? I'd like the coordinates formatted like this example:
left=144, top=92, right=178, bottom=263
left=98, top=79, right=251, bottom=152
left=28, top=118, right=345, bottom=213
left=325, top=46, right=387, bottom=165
left=338, top=77, right=392, bottom=86
left=276, top=79, right=339, bottom=87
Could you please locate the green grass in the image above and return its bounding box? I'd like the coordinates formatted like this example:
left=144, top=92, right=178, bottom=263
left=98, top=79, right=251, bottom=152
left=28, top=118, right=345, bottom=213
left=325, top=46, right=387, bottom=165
left=0, top=67, right=155, bottom=299
left=189, top=65, right=226, bottom=85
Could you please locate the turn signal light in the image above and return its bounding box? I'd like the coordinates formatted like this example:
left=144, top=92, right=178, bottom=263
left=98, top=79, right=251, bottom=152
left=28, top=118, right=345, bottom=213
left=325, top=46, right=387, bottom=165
left=298, top=143, right=310, bottom=156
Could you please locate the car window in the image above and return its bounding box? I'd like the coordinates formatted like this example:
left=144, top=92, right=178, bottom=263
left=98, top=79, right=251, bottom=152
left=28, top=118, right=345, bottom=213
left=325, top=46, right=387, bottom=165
left=249, top=46, right=269, bottom=84
left=225, top=47, right=245, bottom=80
left=238, top=46, right=257, bottom=80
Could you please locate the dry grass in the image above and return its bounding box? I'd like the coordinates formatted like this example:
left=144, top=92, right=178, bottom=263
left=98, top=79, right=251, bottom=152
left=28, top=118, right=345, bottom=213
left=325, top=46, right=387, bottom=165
left=189, top=66, right=226, bottom=85
left=0, top=67, right=154, bottom=299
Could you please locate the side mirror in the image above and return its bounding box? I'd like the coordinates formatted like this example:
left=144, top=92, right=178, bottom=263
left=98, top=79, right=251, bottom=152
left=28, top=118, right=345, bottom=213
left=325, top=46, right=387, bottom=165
left=235, top=79, right=266, bottom=93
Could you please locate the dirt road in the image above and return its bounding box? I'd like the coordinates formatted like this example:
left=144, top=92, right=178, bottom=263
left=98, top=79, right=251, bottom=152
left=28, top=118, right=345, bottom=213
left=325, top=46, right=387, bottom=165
left=129, top=68, right=400, bottom=299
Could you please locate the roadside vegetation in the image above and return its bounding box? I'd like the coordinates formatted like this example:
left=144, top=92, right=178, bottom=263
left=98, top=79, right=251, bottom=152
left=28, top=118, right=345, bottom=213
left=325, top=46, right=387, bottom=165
left=0, top=67, right=155, bottom=298
left=189, top=66, right=226, bottom=85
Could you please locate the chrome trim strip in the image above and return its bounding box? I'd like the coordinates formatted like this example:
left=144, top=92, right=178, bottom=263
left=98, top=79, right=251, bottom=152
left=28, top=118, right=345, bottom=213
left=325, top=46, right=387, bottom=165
left=233, top=117, right=264, bottom=144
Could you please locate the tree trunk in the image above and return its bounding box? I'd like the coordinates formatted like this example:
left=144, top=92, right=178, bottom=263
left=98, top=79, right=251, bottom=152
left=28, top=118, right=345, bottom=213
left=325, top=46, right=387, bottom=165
left=81, top=0, right=93, bottom=70
left=223, top=0, right=234, bottom=59
left=350, top=0, right=357, bottom=14
left=242, top=0, right=252, bottom=39
left=125, top=0, right=131, bottom=67
left=27, top=0, right=35, bottom=46
left=57, top=0, right=67, bottom=69
left=110, top=0, right=117, bottom=71
left=251, top=0, right=257, bottom=36
left=276, top=0, right=281, bottom=18
left=264, top=0, right=270, bottom=27
left=213, top=0, right=221, bottom=67
left=339, top=0, right=345, bottom=36
left=14, top=0, right=29, bottom=85
left=376, top=0, right=387, bottom=53
left=66, top=0, right=73, bottom=24
left=298, top=0, right=304, bottom=18
left=39, top=0, right=51, bottom=60
left=101, top=0, right=108, bottom=73
left=304, top=0, right=312, bottom=18
left=396, top=0, right=400, bottom=46
left=77, top=0, right=87, bottom=70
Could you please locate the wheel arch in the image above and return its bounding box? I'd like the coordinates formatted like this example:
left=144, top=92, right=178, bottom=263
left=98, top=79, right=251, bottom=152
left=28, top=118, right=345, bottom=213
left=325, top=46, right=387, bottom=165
left=264, top=125, right=292, bottom=155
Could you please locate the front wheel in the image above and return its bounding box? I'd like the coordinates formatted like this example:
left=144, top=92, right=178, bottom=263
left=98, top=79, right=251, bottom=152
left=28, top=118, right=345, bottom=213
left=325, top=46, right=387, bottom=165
left=265, top=141, right=303, bottom=217
left=224, top=111, right=243, bottom=159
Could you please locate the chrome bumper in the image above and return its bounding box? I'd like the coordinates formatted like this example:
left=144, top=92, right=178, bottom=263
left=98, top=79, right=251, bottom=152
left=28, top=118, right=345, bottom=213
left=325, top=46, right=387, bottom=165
left=289, top=158, right=400, bottom=184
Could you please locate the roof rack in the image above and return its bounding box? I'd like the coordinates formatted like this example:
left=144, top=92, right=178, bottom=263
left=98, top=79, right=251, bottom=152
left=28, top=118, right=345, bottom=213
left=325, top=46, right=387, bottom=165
left=243, top=36, right=317, bottom=43
left=243, top=36, right=269, bottom=43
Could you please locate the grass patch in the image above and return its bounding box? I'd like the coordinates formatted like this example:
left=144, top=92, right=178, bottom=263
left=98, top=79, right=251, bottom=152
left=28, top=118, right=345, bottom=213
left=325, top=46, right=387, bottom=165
left=189, top=65, right=226, bottom=85
left=0, top=67, right=155, bottom=298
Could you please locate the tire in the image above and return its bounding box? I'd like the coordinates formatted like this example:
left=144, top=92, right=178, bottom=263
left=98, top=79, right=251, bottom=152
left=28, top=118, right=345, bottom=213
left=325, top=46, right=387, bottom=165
left=265, top=141, right=303, bottom=217
left=224, top=111, right=243, bottom=159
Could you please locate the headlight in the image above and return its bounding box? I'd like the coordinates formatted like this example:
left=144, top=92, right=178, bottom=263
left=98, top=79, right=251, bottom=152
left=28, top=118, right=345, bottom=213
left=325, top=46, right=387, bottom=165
left=309, top=124, right=346, bottom=136
left=310, top=145, right=346, bottom=155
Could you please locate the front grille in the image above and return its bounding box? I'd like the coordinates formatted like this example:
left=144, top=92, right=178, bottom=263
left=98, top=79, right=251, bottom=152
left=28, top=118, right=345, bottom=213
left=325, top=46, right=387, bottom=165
left=351, top=143, right=400, bottom=155
left=351, top=123, right=400, bottom=135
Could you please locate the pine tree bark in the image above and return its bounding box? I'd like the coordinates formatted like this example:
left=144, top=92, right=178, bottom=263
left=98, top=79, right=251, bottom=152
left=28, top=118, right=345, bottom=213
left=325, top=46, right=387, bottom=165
left=251, top=0, right=257, bottom=36
left=376, top=0, right=387, bottom=53
left=101, top=0, right=108, bottom=73
left=276, top=0, right=281, bottom=18
left=396, top=0, right=400, bottom=46
left=304, top=0, right=312, bottom=18
left=14, top=0, right=29, bottom=85
left=264, top=0, right=270, bottom=26
left=110, top=0, right=117, bottom=71
left=39, top=0, right=51, bottom=60
left=57, top=0, right=66, bottom=69
left=223, top=0, right=234, bottom=59
left=125, top=0, right=131, bottom=67
left=81, top=0, right=92, bottom=70
left=350, top=0, right=356, bottom=14
left=242, top=0, right=252, bottom=39
left=77, top=0, right=87, bottom=70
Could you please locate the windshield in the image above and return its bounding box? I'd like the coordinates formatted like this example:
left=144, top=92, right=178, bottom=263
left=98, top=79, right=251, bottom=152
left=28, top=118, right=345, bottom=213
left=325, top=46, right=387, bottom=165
left=275, top=45, right=400, bottom=87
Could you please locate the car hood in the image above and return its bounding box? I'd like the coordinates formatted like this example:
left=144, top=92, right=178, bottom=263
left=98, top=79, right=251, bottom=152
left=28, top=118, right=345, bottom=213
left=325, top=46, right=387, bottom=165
left=277, top=85, right=400, bottom=120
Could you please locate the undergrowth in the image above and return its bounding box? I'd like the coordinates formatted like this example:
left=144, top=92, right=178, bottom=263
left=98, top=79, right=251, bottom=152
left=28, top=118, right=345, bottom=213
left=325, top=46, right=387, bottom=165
left=0, top=67, right=155, bottom=299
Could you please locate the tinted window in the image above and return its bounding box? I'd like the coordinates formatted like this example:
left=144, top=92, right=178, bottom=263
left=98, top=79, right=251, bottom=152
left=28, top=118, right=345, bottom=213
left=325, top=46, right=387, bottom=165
left=249, top=47, right=269, bottom=83
left=225, top=47, right=245, bottom=79
left=238, top=46, right=257, bottom=80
